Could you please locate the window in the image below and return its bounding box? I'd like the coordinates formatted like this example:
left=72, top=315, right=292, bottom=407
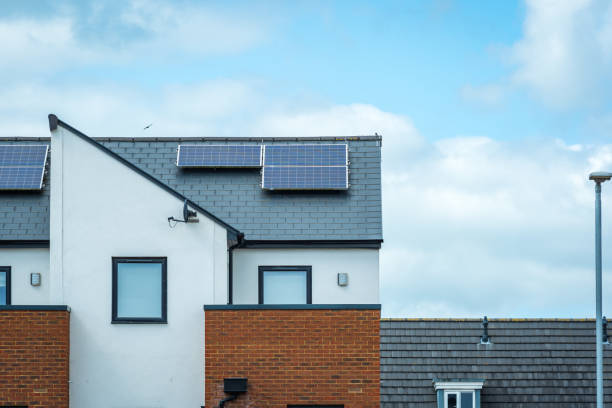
left=288, top=406, right=343, bottom=408
left=112, top=258, right=167, bottom=323
left=258, top=266, right=312, bottom=304
left=445, top=391, right=474, bottom=408
left=0, top=267, right=10, bottom=305
left=434, top=380, right=483, bottom=408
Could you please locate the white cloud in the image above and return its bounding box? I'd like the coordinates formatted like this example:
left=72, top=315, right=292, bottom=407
left=0, top=1, right=268, bottom=75
left=119, top=0, right=266, bottom=55
left=510, top=0, right=612, bottom=108
left=0, top=80, right=259, bottom=137
left=0, top=18, right=89, bottom=73
left=381, top=130, right=612, bottom=317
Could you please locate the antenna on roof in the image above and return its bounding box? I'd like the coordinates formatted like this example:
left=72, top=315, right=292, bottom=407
left=167, top=200, right=199, bottom=227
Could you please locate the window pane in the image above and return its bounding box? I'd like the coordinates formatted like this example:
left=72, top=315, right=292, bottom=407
left=117, top=262, right=162, bottom=318
left=0, top=271, right=6, bottom=305
left=263, top=271, right=307, bottom=304
left=461, top=392, right=473, bottom=408
left=447, top=394, right=457, bottom=408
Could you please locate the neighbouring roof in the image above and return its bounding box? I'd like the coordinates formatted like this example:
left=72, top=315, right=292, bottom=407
left=381, top=318, right=612, bottom=407
left=0, top=134, right=382, bottom=242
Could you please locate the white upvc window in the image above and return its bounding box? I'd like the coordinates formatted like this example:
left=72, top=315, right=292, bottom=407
left=433, top=380, right=484, bottom=408
left=444, top=390, right=475, bottom=408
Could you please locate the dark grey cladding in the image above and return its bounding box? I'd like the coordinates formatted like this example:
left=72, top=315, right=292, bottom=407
left=381, top=318, right=612, bottom=407
left=0, top=136, right=382, bottom=242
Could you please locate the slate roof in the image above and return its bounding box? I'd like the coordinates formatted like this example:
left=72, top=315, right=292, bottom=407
left=0, top=138, right=50, bottom=241
left=381, top=318, right=612, bottom=407
left=0, top=135, right=382, bottom=242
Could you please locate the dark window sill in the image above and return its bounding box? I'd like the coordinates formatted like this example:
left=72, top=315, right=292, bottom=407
left=111, top=319, right=167, bottom=324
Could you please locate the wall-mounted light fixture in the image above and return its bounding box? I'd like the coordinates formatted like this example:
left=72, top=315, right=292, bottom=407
left=30, top=273, right=41, bottom=286
left=337, top=272, right=349, bottom=287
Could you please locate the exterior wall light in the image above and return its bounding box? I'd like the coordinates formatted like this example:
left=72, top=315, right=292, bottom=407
left=337, top=272, right=349, bottom=287
left=30, top=273, right=41, bottom=286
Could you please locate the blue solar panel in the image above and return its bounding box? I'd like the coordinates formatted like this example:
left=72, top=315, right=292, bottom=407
left=262, top=166, right=348, bottom=190
left=177, top=145, right=261, bottom=167
left=0, top=145, right=48, bottom=190
left=264, top=144, right=347, bottom=166
left=0, top=144, right=48, bottom=166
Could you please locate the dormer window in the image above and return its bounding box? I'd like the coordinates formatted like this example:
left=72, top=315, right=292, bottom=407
left=433, top=379, right=485, bottom=408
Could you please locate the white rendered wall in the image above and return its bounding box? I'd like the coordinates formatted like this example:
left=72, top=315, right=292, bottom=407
left=232, top=248, right=379, bottom=304
left=50, top=126, right=228, bottom=408
left=0, top=248, right=49, bottom=305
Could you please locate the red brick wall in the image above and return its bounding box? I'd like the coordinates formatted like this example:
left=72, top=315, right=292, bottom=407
left=0, top=309, right=70, bottom=408
left=205, top=307, right=380, bottom=408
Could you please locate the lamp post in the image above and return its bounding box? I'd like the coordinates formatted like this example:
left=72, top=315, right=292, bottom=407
left=589, top=171, right=612, bottom=408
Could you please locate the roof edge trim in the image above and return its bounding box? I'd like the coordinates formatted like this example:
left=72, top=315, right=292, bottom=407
left=0, top=305, right=70, bottom=311
left=92, top=135, right=382, bottom=142
left=0, top=240, right=50, bottom=248
left=433, top=380, right=485, bottom=391
left=204, top=304, right=381, bottom=311
left=48, top=114, right=241, bottom=237
left=241, top=239, right=382, bottom=249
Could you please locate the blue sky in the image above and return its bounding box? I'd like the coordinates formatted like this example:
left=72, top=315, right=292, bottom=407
left=2, top=0, right=612, bottom=317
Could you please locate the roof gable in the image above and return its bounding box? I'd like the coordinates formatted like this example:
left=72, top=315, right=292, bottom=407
left=49, top=115, right=241, bottom=237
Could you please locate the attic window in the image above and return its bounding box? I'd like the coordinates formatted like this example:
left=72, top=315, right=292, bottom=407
left=433, top=379, right=484, bottom=408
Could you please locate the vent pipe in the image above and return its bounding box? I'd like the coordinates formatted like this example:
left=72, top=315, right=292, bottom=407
left=480, top=316, right=490, bottom=344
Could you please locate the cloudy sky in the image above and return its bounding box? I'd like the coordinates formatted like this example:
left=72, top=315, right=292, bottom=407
left=2, top=0, right=612, bottom=318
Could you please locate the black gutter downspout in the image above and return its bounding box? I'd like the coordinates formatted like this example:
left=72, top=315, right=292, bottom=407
left=218, top=394, right=238, bottom=408
left=228, top=233, right=245, bottom=305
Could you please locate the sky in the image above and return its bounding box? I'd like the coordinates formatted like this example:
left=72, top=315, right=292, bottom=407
left=2, top=0, right=612, bottom=318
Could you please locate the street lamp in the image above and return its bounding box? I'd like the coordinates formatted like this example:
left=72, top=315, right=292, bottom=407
left=589, top=171, right=612, bottom=408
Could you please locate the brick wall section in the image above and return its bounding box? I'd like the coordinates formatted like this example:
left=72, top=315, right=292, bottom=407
left=0, top=309, right=70, bottom=408
left=205, top=307, right=380, bottom=408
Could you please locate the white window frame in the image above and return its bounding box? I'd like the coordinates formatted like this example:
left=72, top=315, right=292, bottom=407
left=444, top=390, right=475, bottom=408
left=434, top=380, right=484, bottom=408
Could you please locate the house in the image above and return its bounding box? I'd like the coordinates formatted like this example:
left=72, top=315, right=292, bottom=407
left=381, top=318, right=612, bottom=407
left=0, top=115, right=382, bottom=408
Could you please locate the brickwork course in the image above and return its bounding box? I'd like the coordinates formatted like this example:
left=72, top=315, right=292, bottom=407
left=0, top=309, right=70, bottom=408
left=205, top=308, right=380, bottom=408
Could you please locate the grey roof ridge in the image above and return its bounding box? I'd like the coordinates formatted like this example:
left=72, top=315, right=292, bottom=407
left=1, top=136, right=381, bottom=142
left=47, top=114, right=242, bottom=238
left=381, top=317, right=598, bottom=322
left=0, top=137, right=51, bottom=141
left=93, top=135, right=382, bottom=142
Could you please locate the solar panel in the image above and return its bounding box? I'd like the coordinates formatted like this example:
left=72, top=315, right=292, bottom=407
left=177, top=145, right=261, bottom=168
left=263, top=144, right=347, bottom=166
left=262, top=166, right=348, bottom=190
left=261, top=144, right=349, bottom=190
left=0, top=145, right=48, bottom=190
